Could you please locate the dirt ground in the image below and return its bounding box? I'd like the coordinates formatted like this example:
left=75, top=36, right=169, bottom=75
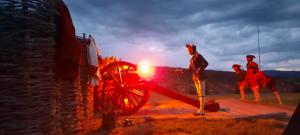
left=87, top=93, right=299, bottom=135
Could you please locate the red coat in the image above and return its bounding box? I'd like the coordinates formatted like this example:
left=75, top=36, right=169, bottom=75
left=235, top=69, right=246, bottom=83
left=246, top=61, right=259, bottom=71
left=245, top=71, right=271, bottom=87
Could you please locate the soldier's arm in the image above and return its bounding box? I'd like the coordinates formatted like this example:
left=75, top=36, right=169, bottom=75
left=260, top=72, right=269, bottom=87
left=200, top=55, right=208, bottom=69
left=244, top=72, right=251, bottom=85
left=196, top=54, right=208, bottom=70
left=188, top=62, right=193, bottom=71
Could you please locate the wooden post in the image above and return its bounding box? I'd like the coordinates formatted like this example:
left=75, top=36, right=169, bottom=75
left=101, top=111, right=118, bottom=130
left=100, top=86, right=118, bottom=130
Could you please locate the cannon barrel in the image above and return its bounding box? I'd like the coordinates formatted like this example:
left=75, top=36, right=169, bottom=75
left=146, top=81, right=220, bottom=112
left=146, top=82, right=199, bottom=108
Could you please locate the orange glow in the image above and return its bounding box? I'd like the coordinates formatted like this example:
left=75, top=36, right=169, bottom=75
left=137, top=60, right=155, bottom=79
left=139, top=61, right=150, bottom=73
left=124, top=98, right=129, bottom=108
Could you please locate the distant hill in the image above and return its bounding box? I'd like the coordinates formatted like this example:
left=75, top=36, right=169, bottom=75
left=152, top=66, right=300, bottom=95
left=264, top=70, right=300, bottom=78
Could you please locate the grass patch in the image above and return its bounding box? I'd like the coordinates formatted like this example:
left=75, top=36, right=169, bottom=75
left=147, top=92, right=299, bottom=110
left=209, top=92, right=300, bottom=110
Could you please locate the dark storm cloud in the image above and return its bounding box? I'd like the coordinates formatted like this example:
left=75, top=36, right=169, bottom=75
left=65, top=0, right=300, bottom=71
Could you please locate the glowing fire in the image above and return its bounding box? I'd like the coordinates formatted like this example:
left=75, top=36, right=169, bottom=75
left=137, top=60, right=155, bottom=79
left=139, top=61, right=150, bottom=73
left=124, top=98, right=129, bottom=108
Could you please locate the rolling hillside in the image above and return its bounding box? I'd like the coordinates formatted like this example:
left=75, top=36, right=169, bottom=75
left=151, top=66, right=300, bottom=95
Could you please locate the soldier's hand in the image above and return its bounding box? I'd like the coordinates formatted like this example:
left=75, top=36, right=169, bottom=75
left=195, top=68, right=203, bottom=75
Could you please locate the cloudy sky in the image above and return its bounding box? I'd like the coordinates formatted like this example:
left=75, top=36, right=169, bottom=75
left=65, top=0, right=300, bottom=71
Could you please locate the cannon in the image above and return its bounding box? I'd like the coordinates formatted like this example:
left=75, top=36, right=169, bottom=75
left=95, top=59, right=219, bottom=116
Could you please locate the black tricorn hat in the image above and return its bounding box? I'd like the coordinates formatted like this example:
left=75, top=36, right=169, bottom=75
left=185, top=43, right=196, bottom=50
left=232, top=64, right=241, bottom=68
left=246, top=55, right=256, bottom=59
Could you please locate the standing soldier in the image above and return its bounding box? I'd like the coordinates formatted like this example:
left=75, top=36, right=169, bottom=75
left=232, top=64, right=248, bottom=100
left=246, top=65, right=283, bottom=104
left=246, top=55, right=259, bottom=71
left=186, top=43, right=209, bottom=115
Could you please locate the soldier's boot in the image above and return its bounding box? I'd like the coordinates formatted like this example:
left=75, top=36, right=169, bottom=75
left=252, top=87, right=261, bottom=102
left=194, top=81, right=205, bottom=115
left=239, top=86, right=246, bottom=100
left=272, top=91, right=283, bottom=105
left=196, top=96, right=205, bottom=115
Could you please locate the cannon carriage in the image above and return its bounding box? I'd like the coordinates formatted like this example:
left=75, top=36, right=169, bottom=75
left=95, top=58, right=152, bottom=116
left=95, top=57, right=219, bottom=116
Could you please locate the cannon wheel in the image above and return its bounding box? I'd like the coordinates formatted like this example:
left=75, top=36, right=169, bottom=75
left=98, top=61, right=150, bottom=116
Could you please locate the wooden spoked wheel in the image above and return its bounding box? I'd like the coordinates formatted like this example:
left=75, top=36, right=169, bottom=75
left=98, top=61, right=150, bottom=116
